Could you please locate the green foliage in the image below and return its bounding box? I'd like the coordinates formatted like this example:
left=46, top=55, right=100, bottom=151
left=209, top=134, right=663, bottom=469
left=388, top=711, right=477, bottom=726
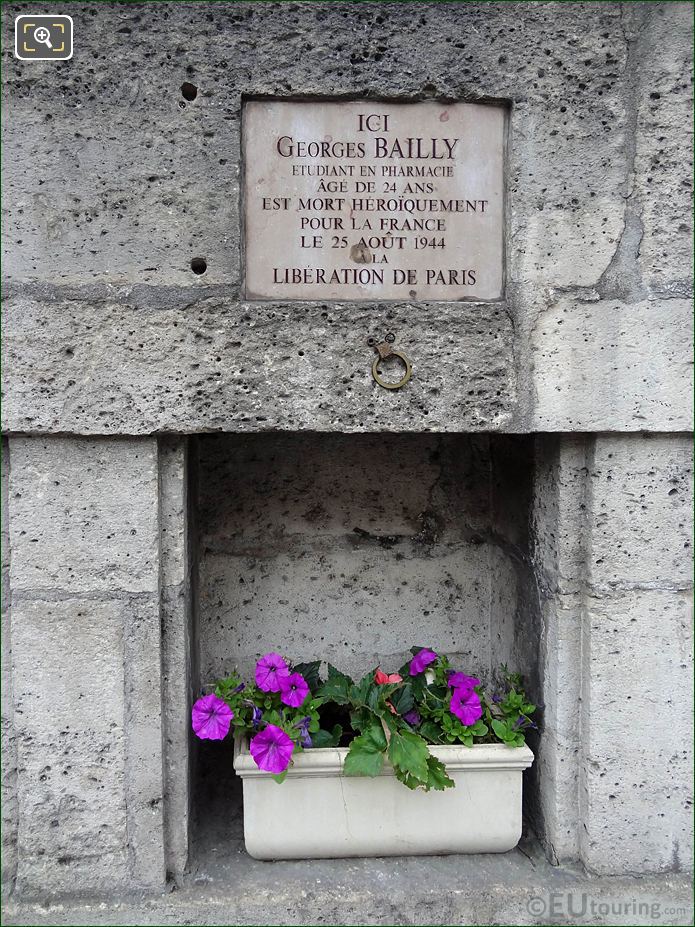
left=344, top=724, right=387, bottom=777
left=206, top=652, right=537, bottom=793
left=312, top=724, right=343, bottom=748
left=388, top=730, right=430, bottom=782
left=317, top=664, right=354, bottom=704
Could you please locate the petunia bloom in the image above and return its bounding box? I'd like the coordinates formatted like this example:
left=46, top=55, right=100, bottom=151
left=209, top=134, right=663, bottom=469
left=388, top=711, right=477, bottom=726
left=447, top=671, right=480, bottom=691
left=374, top=668, right=403, bottom=685
left=409, top=648, right=438, bottom=676
left=279, top=672, right=310, bottom=707
left=255, top=652, right=290, bottom=692
left=450, top=687, right=483, bottom=726
left=295, top=716, right=312, bottom=748
left=249, top=723, right=294, bottom=774
left=251, top=706, right=263, bottom=729
left=403, top=709, right=421, bottom=727
left=191, top=694, right=233, bottom=740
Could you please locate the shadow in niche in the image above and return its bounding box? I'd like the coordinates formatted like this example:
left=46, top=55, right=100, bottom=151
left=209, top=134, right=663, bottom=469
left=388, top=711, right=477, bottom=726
left=188, top=432, right=545, bottom=879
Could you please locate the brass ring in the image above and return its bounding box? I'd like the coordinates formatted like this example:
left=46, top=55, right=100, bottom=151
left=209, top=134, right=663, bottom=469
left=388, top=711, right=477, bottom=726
left=372, top=350, right=413, bottom=390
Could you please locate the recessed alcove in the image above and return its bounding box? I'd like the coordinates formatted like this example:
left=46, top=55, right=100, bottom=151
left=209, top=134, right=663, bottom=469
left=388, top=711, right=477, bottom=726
left=191, top=431, right=541, bottom=859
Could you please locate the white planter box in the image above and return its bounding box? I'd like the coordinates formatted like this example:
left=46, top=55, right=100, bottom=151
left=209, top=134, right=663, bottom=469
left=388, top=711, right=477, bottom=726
left=233, top=739, right=534, bottom=859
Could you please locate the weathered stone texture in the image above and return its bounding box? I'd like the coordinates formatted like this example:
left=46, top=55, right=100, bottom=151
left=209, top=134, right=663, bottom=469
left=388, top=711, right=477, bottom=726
left=8, top=438, right=159, bottom=594
left=1, top=295, right=515, bottom=434
left=1, top=2, right=692, bottom=434
left=532, top=297, right=693, bottom=432
left=197, top=434, right=532, bottom=683
left=11, top=599, right=129, bottom=894
left=533, top=434, right=694, bottom=875
left=531, top=436, right=588, bottom=864
left=1, top=439, right=18, bottom=891
left=7, top=437, right=167, bottom=896
left=0, top=0, right=692, bottom=902
left=631, top=2, right=694, bottom=299
left=159, top=438, right=195, bottom=881
left=581, top=589, right=693, bottom=874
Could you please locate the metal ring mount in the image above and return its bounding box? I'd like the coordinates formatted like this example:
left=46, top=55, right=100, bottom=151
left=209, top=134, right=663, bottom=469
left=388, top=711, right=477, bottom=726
left=372, top=350, right=413, bottom=390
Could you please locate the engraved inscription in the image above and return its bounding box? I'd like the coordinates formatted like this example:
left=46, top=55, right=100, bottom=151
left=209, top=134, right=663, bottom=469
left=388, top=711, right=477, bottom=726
left=243, top=100, right=505, bottom=301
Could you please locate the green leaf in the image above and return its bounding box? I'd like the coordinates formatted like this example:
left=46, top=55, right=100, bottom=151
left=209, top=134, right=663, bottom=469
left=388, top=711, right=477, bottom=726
left=491, top=719, right=510, bottom=741
left=272, top=769, right=289, bottom=784
left=312, top=724, right=343, bottom=748
left=317, top=664, right=354, bottom=705
left=292, top=661, right=323, bottom=692
left=424, top=755, right=455, bottom=791
left=349, top=673, right=379, bottom=710
left=390, top=682, right=415, bottom=716
left=393, top=766, right=422, bottom=790
left=344, top=724, right=387, bottom=777
left=388, top=731, right=430, bottom=783
left=470, top=719, right=489, bottom=737
left=419, top=721, right=443, bottom=744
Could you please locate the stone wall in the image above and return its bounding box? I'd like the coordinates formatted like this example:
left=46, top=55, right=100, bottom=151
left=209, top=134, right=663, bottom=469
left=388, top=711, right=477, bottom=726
left=196, top=433, right=534, bottom=683
left=1, top=0, right=692, bottom=899
left=1, top=2, right=692, bottom=434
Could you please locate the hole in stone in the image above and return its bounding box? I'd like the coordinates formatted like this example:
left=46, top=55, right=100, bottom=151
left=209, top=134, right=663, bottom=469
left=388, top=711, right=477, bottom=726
left=181, top=82, right=198, bottom=101
left=190, top=257, right=207, bottom=275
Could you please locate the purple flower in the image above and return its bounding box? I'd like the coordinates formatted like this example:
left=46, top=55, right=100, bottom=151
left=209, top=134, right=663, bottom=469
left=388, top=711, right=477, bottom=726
left=450, top=687, right=483, bottom=726
left=255, top=652, right=290, bottom=692
left=231, top=682, right=246, bottom=694
left=409, top=648, right=438, bottom=676
left=251, top=706, right=263, bottom=729
left=403, top=709, right=421, bottom=727
left=447, top=672, right=480, bottom=691
left=191, top=694, right=233, bottom=741
left=249, top=723, right=294, bottom=774
left=295, top=716, right=312, bottom=748
left=279, top=672, right=310, bottom=708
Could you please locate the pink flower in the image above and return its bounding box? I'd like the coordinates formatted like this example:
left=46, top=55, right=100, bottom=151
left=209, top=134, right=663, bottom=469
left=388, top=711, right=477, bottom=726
left=249, top=724, right=294, bottom=774
left=255, top=652, right=290, bottom=692
left=450, top=687, right=483, bottom=726
left=409, top=648, right=437, bottom=676
left=374, top=668, right=403, bottom=685
left=279, top=672, right=309, bottom=707
left=191, top=694, right=233, bottom=740
left=448, top=672, right=480, bottom=690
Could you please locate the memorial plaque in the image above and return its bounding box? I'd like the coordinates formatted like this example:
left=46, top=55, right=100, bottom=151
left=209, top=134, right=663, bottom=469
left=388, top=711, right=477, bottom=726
left=243, top=100, right=505, bottom=301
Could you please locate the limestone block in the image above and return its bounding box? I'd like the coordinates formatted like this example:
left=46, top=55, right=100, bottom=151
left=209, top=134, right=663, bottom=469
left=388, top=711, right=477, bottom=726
left=8, top=437, right=159, bottom=594
left=11, top=598, right=130, bottom=893
left=159, top=437, right=194, bottom=880
left=588, top=435, right=693, bottom=589
left=1, top=439, right=17, bottom=889
left=532, top=297, right=693, bottom=432
left=1, top=294, right=516, bottom=434
left=633, top=2, right=694, bottom=298
left=580, top=590, right=693, bottom=874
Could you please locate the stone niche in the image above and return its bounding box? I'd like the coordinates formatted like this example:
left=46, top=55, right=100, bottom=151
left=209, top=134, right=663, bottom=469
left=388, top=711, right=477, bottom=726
left=193, top=432, right=541, bottom=839
left=197, top=433, right=536, bottom=685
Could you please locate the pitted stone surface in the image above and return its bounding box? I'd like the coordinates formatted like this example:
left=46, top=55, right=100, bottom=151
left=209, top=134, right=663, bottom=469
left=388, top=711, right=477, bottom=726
left=531, top=297, right=693, bottom=432
left=10, top=598, right=130, bottom=894
left=587, top=434, right=693, bottom=589
left=1, top=294, right=515, bottom=434
left=581, top=588, right=694, bottom=874
left=1, top=2, right=692, bottom=434
left=631, top=2, right=694, bottom=299
left=197, top=433, right=532, bottom=683
left=8, top=437, right=159, bottom=593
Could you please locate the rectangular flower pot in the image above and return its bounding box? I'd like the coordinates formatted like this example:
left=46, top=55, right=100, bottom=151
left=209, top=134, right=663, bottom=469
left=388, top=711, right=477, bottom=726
left=233, top=739, right=534, bottom=859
